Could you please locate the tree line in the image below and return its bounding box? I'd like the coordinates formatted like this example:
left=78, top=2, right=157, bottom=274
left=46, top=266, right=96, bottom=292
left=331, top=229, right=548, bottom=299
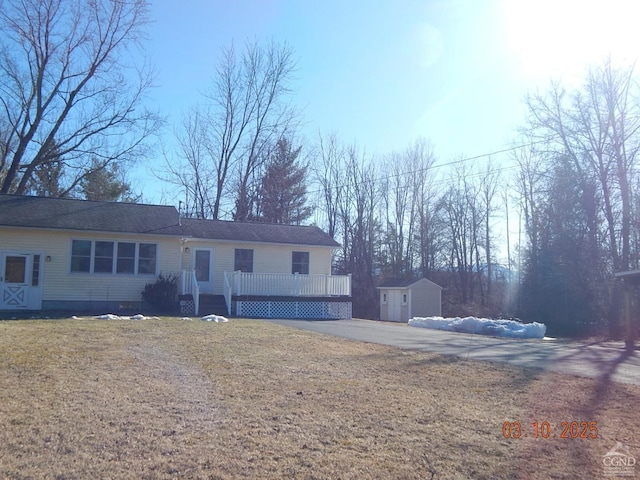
left=3, top=1, right=640, bottom=337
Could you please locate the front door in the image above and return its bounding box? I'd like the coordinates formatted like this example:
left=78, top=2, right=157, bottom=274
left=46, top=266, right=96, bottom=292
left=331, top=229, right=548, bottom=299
left=0, top=252, right=43, bottom=310
left=193, top=248, right=214, bottom=294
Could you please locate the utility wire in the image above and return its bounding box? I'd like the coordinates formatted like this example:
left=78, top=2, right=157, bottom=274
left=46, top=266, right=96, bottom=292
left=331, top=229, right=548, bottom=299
left=306, top=139, right=548, bottom=197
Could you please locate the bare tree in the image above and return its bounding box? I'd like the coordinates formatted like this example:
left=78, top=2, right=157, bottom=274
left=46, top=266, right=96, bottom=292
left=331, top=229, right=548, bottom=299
left=480, top=159, right=501, bottom=303
left=379, top=139, right=437, bottom=279
left=332, top=144, right=379, bottom=317
left=524, top=60, right=640, bottom=273
left=440, top=163, right=484, bottom=304
left=165, top=40, right=297, bottom=220
left=0, top=0, right=161, bottom=196
left=164, top=107, right=216, bottom=218
left=512, top=140, right=548, bottom=268
left=314, top=132, right=345, bottom=238
left=381, top=152, right=413, bottom=278
left=517, top=59, right=640, bottom=336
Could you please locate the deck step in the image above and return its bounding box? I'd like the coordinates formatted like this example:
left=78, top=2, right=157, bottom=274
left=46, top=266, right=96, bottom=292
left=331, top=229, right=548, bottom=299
left=198, top=294, right=228, bottom=316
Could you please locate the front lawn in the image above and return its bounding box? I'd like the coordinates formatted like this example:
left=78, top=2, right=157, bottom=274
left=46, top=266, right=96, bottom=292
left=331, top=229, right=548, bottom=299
left=0, top=318, right=637, bottom=479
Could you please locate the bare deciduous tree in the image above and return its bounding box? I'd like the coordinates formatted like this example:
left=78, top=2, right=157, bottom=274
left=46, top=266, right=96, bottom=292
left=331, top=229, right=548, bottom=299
left=0, top=0, right=161, bottom=196
left=314, top=132, right=344, bottom=238
left=165, top=40, right=297, bottom=220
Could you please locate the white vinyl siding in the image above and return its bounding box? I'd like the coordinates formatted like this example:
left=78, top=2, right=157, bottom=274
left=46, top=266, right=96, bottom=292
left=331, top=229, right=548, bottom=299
left=0, top=227, right=181, bottom=303
left=181, top=241, right=334, bottom=296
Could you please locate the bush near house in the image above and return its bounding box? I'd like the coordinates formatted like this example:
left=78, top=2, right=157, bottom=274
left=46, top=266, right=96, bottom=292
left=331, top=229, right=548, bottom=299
left=141, top=273, right=179, bottom=313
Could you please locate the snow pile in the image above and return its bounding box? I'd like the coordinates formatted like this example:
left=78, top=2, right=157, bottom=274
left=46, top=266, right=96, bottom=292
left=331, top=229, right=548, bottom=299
left=93, top=313, right=159, bottom=320
left=201, top=314, right=229, bottom=323
left=408, top=316, right=546, bottom=339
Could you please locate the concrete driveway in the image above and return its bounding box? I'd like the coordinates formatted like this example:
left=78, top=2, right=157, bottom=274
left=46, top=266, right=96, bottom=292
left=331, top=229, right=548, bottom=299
left=268, top=318, right=640, bottom=386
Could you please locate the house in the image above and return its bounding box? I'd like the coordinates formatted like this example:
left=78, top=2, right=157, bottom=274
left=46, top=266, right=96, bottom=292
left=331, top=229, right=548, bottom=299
left=0, top=195, right=351, bottom=318
left=377, top=278, right=441, bottom=322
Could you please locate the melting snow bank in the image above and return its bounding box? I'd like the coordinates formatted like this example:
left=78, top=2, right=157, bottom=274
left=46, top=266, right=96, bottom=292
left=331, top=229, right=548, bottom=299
left=71, top=313, right=229, bottom=322
left=93, top=314, right=159, bottom=320
left=201, top=314, right=229, bottom=323
left=408, top=316, right=546, bottom=339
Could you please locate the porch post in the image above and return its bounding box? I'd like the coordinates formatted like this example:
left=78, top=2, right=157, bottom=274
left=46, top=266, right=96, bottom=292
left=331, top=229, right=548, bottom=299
left=234, top=271, right=241, bottom=295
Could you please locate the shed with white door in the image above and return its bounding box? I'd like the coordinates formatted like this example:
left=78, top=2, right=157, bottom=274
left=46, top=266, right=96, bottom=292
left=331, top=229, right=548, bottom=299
left=378, top=278, right=442, bottom=322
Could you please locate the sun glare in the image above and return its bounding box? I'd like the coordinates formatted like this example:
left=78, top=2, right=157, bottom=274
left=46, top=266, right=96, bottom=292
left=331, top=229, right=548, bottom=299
left=503, top=0, right=640, bottom=84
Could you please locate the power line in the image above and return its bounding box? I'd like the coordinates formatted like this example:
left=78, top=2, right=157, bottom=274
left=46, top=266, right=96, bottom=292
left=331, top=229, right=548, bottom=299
left=307, top=139, right=547, bottom=197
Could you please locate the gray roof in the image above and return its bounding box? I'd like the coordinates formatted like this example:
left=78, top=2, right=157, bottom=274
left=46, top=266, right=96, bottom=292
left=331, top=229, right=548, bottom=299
left=0, top=194, right=179, bottom=233
left=378, top=278, right=442, bottom=289
left=0, top=195, right=339, bottom=247
left=169, top=218, right=340, bottom=247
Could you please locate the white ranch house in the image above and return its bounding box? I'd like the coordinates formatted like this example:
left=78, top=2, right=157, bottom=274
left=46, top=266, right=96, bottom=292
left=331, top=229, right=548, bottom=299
left=0, top=195, right=351, bottom=319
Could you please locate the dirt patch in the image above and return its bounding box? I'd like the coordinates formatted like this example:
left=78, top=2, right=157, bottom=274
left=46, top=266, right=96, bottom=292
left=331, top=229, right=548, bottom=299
left=0, top=318, right=638, bottom=479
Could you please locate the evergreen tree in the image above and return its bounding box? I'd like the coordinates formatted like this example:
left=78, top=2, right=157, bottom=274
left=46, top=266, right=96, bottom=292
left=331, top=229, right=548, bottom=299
left=27, top=140, right=65, bottom=197
left=258, top=138, right=312, bottom=224
left=79, top=159, right=139, bottom=202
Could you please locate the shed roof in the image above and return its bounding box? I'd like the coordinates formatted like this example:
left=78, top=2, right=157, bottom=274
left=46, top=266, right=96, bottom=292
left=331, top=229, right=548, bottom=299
left=0, top=195, right=340, bottom=247
left=377, top=278, right=442, bottom=289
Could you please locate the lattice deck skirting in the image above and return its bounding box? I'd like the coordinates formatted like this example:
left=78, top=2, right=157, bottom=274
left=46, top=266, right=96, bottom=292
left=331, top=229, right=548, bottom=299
left=180, top=299, right=195, bottom=315
left=236, top=300, right=351, bottom=319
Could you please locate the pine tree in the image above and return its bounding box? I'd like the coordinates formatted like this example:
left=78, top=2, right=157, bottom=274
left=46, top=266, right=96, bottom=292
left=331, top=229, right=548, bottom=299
left=258, top=138, right=312, bottom=224
left=79, top=159, right=138, bottom=202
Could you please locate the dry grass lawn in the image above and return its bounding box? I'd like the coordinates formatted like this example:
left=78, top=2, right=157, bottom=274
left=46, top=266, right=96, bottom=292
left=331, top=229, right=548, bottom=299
left=0, top=317, right=638, bottom=479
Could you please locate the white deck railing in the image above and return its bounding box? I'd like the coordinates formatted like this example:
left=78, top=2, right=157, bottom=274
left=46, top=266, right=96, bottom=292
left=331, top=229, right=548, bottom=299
left=223, top=272, right=232, bottom=316
left=180, top=269, right=200, bottom=315
left=225, top=271, right=351, bottom=297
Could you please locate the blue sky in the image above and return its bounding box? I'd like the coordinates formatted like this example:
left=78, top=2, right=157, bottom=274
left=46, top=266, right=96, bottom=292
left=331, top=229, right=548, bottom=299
left=138, top=0, right=640, bottom=200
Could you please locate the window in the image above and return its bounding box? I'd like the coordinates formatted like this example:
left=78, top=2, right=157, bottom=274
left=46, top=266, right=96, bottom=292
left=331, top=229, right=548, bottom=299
left=402, top=293, right=408, bottom=304
left=94, top=241, right=114, bottom=273
left=116, top=242, right=136, bottom=274
left=70, top=240, right=157, bottom=275
left=71, top=240, right=92, bottom=272
left=138, top=243, right=157, bottom=275
left=4, top=256, right=26, bottom=283
left=382, top=293, right=387, bottom=304
left=234, top=249, right=253, bottom=272
left=31, top=255, right=40, bottom=286
left=292, top=251, right=309, bottom=274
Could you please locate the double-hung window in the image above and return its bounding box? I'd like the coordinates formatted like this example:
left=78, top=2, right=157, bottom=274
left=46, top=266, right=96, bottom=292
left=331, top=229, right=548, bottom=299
left=94, top=241, right=115, bottom=273
left=71, top=240, right=157, bottom=275
left=234, top=249, right=253, bottom=272
left=116, top=242, right=136, bottom=274
left=71, top=240, right=92, bottom=273
left=292, top=251, right=309, bottom=274
left=137, top=243, right=157, bottom=274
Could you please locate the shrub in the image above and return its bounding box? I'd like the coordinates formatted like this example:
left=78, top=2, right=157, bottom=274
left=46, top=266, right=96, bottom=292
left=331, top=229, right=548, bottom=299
left=141, top=273, right=179, bottom=313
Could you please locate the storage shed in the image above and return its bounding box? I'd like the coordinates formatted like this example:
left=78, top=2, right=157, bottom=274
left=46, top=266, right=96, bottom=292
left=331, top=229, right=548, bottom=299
left=378, top=278, right=442, bottom=322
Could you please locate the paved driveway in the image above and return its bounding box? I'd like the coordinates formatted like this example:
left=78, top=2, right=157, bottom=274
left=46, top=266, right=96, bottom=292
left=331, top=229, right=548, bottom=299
left=268, top=318, right=640, bottom=386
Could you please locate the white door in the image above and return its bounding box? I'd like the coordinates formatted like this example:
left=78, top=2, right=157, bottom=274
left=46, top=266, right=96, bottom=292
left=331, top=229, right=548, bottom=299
left=0, top=253, right=43, bottom=310
left=193, top=248, right=214, bottom=294
left=388, top=290, right=402, bottom=322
